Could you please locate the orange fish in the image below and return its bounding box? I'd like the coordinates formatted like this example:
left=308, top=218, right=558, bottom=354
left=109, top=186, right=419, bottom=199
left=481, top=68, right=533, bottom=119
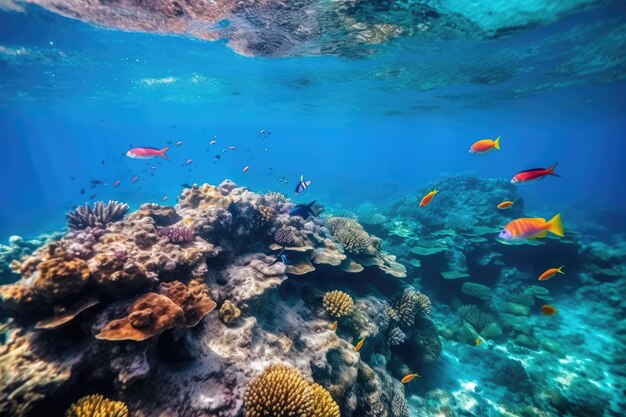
left=420, top=188, right=438, bottom=208
left=331, top=321, right=337, bottom=331
left=538, top=265, right=565, bottom=281
left=540, top=305, right=558, bottom=316
left=354, top=337, right=365, bottom=352
left=242, top=165, right=250, bottom=173
left=497, top=201, right=514, bottom=210
left=401, top=373, right=420, bottom=384
left=469, top=137, right=501, bottom=154
left=498, top=213, right=564, bottom=241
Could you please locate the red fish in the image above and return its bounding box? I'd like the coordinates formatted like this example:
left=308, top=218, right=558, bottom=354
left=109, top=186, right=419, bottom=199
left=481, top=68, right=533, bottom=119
left=540, top=305, right=558, bottom=316
left=126, top=146, right=170, bottom=160
left=511, top=163, right=559, bottom=184
left=499, top=213, right=564, bottom=241
left=420, top=188, right=438, bottom=208
left=497, top=201, right=514, bottom=210
left=114, top=180, right=121, bottom=187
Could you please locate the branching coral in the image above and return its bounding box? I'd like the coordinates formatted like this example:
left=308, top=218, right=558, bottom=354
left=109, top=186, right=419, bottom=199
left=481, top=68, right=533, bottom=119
left=257, top=205, right=276, bottom=223
left=65, top=394, right=128, bottom=417
left=244, top=364, right=314, bottom=417
left=265, top=191, right=286, bottom=204
left=388, top=326, right=407, bottom=346
left=323, top=290, right=354, bottom=318
left=457, top=304, right=495, bottom=332
left=326, top=217, right=375, bottom=255
left=244, top=364, right=339, bottom=417
left=387, top=288, right=431, bottom=327
left=157, top=226, right=196, bottom=243
left=66, top=201, right=129, bottom=230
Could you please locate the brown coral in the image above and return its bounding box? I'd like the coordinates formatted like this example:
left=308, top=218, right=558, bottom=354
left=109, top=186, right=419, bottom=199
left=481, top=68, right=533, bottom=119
left=35, top=298, right=99, bottom=330
left=177, top=184, right=232, bottom=210
left=326, top=217, right=375, bottom=255
left=388, top=288, right=431, bottom=327
left=244, top=364, right=314, bottom=417
left=96, top=293, right=185, bottom=341
left=33, top=254, right=91, bottom=300
left=323, top=290, right=354, bottom=318
left=257, top=205, right=276, bottom=223
left=159, top=280, right=216, bottom=327
left=65, top=394, right=128, bottom=417
left=219, top=300, right=241, bottom=325
left=0, top=283, right=41, bottom=314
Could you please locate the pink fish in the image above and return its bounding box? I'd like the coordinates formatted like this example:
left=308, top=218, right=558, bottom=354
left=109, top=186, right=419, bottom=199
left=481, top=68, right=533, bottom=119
left=229, top=146, right=236, bottom=150
left=185, top=159, right=193, bottom=165
left=132, top=176, right=139, bottom=183
left=176, top=141, right=183, bottom=146
left=210, top=140, right=217, bottom=145
left=242, top=165, right=250, bottom=173
left=126, top=146, right=170, bottom=160
left=114, top=180, right=121, bottom=187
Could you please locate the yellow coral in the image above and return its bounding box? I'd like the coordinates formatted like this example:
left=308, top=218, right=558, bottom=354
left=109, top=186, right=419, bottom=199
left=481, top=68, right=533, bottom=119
left=244, top=364, right=314, bottom=417
left=311, top=383, right=341, bottom=417
left=323, top=290, right=354, bottom=318
left=65, top=394, right=128, bottom=417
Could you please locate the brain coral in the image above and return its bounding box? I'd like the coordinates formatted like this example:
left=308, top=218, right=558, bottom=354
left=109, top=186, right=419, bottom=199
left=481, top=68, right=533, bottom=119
left=326, top=217, right=374, bottom=255
left=323, top=290, right=354, bottom=318
left=388, top=289, right=431, bottom=327
left=65, top=394, right=128, bottom=417
left=244, top=364, right=314, bottom=417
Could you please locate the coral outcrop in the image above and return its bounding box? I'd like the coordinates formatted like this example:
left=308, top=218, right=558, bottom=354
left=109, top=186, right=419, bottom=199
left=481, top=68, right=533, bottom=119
left=65, top=394, right=128, bottom=417
left=66, top=201, right=129, bottom=230
left=323, top=290, right=354, bottom=318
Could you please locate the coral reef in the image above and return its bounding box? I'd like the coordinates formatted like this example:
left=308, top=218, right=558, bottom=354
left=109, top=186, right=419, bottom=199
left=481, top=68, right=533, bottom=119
left=323, top=290, right=354, bottom=318
left=65, top=394, right=128, bottom=417
left=66, top=201, right=129, bottom=230
left=157, top=226, right=195, bottom=243
left=388, top=288, right=431, bottom=328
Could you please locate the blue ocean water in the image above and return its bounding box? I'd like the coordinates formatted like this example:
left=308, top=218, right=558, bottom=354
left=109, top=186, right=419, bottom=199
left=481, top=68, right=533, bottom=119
left=1, top=2, right=626, bottom=417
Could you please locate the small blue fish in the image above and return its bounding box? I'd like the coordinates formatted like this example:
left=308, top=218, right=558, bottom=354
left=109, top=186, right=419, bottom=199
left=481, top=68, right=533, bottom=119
left=270, top=248, right=289, bottom=265
left=295, top=174, right=311, bottom=195
left=289, top=201, right=317, bottom=220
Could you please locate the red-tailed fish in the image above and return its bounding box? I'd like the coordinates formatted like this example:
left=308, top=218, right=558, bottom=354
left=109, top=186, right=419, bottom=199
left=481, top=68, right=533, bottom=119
left=242, top=165, right=250, bottom=173
left=511, top=163, right=559, bottom=184
left=126, top=146, right=170, bottom=160
left=132, top=176, right=139, bottom=183
left=469, top=137, right=500, bottom=154
left=401, top=373, right=420, bottom=384
left=497, top=201, right=514, bottom=210
left=499, top=213, right=564, bottom=241
left=354, top=337, right=365, bottom=352
left=540, top=305, right=558, bottom=315
left=538, top=266, right=565, bottom=281
left=420, top=188, right=438, bottom=208
left=114, top=180, right=121, bottom=187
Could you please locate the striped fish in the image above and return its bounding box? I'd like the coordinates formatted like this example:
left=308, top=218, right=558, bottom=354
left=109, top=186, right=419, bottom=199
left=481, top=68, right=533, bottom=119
left=499, top=213, right=564, bottom=241
left=295, top=174, right=311, bottom=195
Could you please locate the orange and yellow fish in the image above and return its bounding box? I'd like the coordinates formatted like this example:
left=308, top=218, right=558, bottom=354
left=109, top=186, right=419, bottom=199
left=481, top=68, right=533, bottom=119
left=540, top=305, right=558, bottom=316
left=401, top=373, right=420, bottom=384
left=331, top=321, right=337, bottom=331
left=354, top=337, right=365, bottom=352
left=497, top=201, right=514, bottom=210
left=420, top=188, right=438, bottom=208
left=498, top=213, right=564, bottom=241
left=475, top=338, right=482, bottom=346
left=538, top=266, right=565, bottom=281
left=469, top=137, right=501, bottom=155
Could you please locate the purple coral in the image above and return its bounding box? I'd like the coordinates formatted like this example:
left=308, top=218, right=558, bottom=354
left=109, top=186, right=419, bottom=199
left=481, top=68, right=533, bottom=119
left=157, top=227, right=196, bottom=243
left=274, top=227, right=296, bottom=246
